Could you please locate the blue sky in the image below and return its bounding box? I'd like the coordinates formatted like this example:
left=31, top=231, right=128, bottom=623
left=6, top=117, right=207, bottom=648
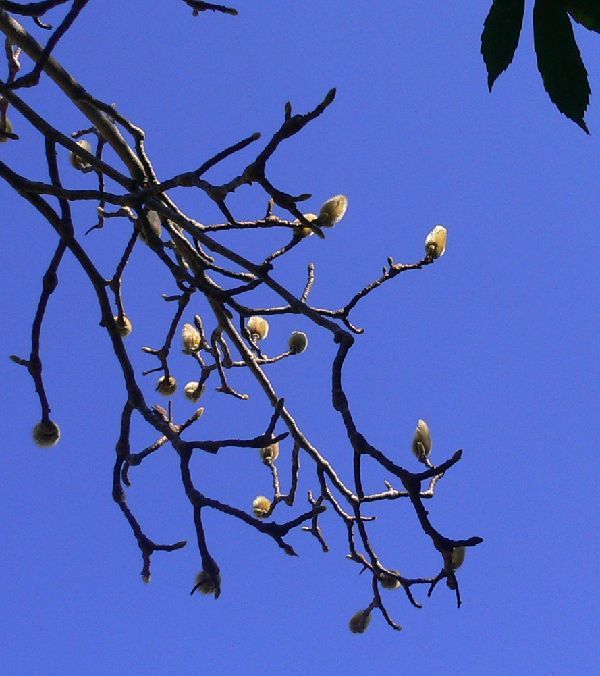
left=1, top=2, right=598, bottom=674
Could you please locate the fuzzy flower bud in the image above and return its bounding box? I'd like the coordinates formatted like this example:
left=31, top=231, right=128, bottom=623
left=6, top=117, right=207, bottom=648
left=288, top=331, right=308, bottom=354
left=260, top=442, right=279, bottom=464
left=247, top=315, right=269, bottom=341
left=32, top=420, right=61, bottom=447
left=184, top=381, right=205, bottom=402
left=156, top=375, right=177, bottom=396
left=348, top=609, right=372, bottom=634
left=138, top=210, right=162, bottom=244
left=451, top=546, right=466, bottom=570
left=0, top=115, right=14, bottom=142
left=70, top=139, right=93, bottom=171
left=114, top=314, right=132, bottom=337
left=318, top=195, right=348, bottom=227
left=412, top=419, right=432, bottom=461
left=252, top=495, right=272, bottom=518
left=193, top=569, right=220, bottom=596
left=379, top=570, right=402, bottom=590
left=425, top=225, right=447, bottom=259
left=294, top=213, right=318, bottom=238
left=182, top=323, right=201, bottom=354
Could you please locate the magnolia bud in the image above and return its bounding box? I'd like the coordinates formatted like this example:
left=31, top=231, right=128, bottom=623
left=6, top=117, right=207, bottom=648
left=379, top=570, right=402, bottom=590
left=288, top=331, right=308, bottom=354
left=411, top=419, right=432, bottom=461
left=318, top=194, right=348, bottom=227
left=184, top=381, right=205, bottom=402
left=32, top=420, right=61, bottom=447
left=138, top=210, right=162, bottom=243
left=252, top=495, right=271, bottom=518
left=451, top=546, right=466, bottom=570
left=247, top=316, right=269, bottom=341
left=114, top=314, right=132, bottom=337
left=182, top=323, right=201, bottom=354
left=260, top=442, right=279, bottom=464
left=294, top=213, right=318, bottom=238
left=142, top=574, right=151, bottom=584
left=348, top=609, right=372, bottom=634
left=156, top=375, right=177, bottom=396
left=0, top=115, right=14, bottom=142
left=193, top=569, right=220, bottom=596
left=70, top=139, right=93, bottom=171
left=425, top=225, right=447, bottom=259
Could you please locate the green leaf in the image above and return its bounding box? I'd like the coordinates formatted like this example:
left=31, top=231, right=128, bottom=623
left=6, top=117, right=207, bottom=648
left=564, top=0, right=600, bottom=33
left=534, top=0, right=591, bottom=132
left=481, top=0, right=525, bottom=91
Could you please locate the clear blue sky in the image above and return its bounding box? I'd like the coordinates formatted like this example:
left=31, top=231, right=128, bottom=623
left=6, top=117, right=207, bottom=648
left=1, top=2, right=598, bottom=674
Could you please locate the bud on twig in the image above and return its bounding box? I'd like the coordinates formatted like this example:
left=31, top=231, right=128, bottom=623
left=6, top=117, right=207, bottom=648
left=252, top=495, right=271, bottom=518
left=247, top=316, right=269, bottom=341
left=32, top=420, right=61, bottom=447
left=411, top=419, right=432, bottom=461
left=184, top=381, right=205, bottom=402
left=288, top=331, right=308, bottom=354
left=156, top=375, right=177, bottom=396
left=0, top=115, right=14, bottom=142
left=348, top=609, right=372, bottom=634
left=182, top=323, right=201, bottom=354
left=318, top=195, right=348, bottom=227
left=114, top=314, right=133, bottom=337
left=425, top=225, right=447, bottom=259
left=451, top=546, right=466, bottom=570
left=260, top=442, right=279, bottom=464
left=193, top=569, right=220, bottom=596
left=70, top=139, right=93, bottom=171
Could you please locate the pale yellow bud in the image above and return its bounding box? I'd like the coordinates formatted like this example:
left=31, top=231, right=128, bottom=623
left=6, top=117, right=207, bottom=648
left=114, top=314, right=133, bottom=337
left=294, top=213, right=318, bottom=238
left=184, top=381, right=205, bottom=402
left=0, top=115, right=14, bottom=142
left=425, top=225, right=447, bottom=259
left=193, top=569, right=220, bottom=596
left=379, top=570, right=402, bottom=590
left=182, top=323, right=201, bottom=354
left=260, top=442, right=279, bottom=464
left=247, top=315, right=269, bottom=341
left=318, top=194, right=348, bottom=227
left=156, top=375, right=177, bottom=396
left=32, top=420, right=61, bottom=447
left=348, top=609, right=372, bottom=634
left=70, top=139, right=93, bottom=171
left=252, top=495, right=271, bottom=518
left=288, top=331, right=308, bottom=354
left=412, top=419, right=432, bottom=461
left=451, top=546, right=466, bottom=570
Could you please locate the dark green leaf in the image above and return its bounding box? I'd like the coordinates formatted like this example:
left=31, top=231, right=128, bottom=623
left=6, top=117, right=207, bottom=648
left=534, top=0, right=591, bottom=132
left=481, top=0, right=525, bottom=91
left=564, top=0, right=600, bottom=33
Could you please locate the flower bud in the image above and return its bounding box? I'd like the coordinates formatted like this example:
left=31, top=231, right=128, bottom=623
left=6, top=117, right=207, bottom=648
left=182, top=323, right=201, bottom=354
left=70, top=139, right=93, bottom=171
left=451, top=546, right=466, bottom=570
left=32, top=420, right=61, bottom=447
left=260, top=442, right=279, bottom=464
left=252, top=495, right=271, bottom=518
left=184, top=381, right=205, bottom=402
left=0, top=115, right=14, bottom=142
left=193, top=569, right=220, bottom=596
left=294, top=213, right=318, bottom=238
left=288, top=331, right=308, bottom=354
left=156, top=375, right=177, bottom=396
left=348, top=609, right=371, bottom=634
left=379, top=570, right=402, bottom=590
left=425, top=225, right=447, bottom=259
left=142, top=574, right=151, bottom=584
left=411, top=419, right=432, bottom=461
left=138, top=210, right=162, bottom=243
left=247, top=315, right=269, bottom=341
left=114, top=314, right=132, bottom=337
left=318, top=194, right=348, bottom=227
